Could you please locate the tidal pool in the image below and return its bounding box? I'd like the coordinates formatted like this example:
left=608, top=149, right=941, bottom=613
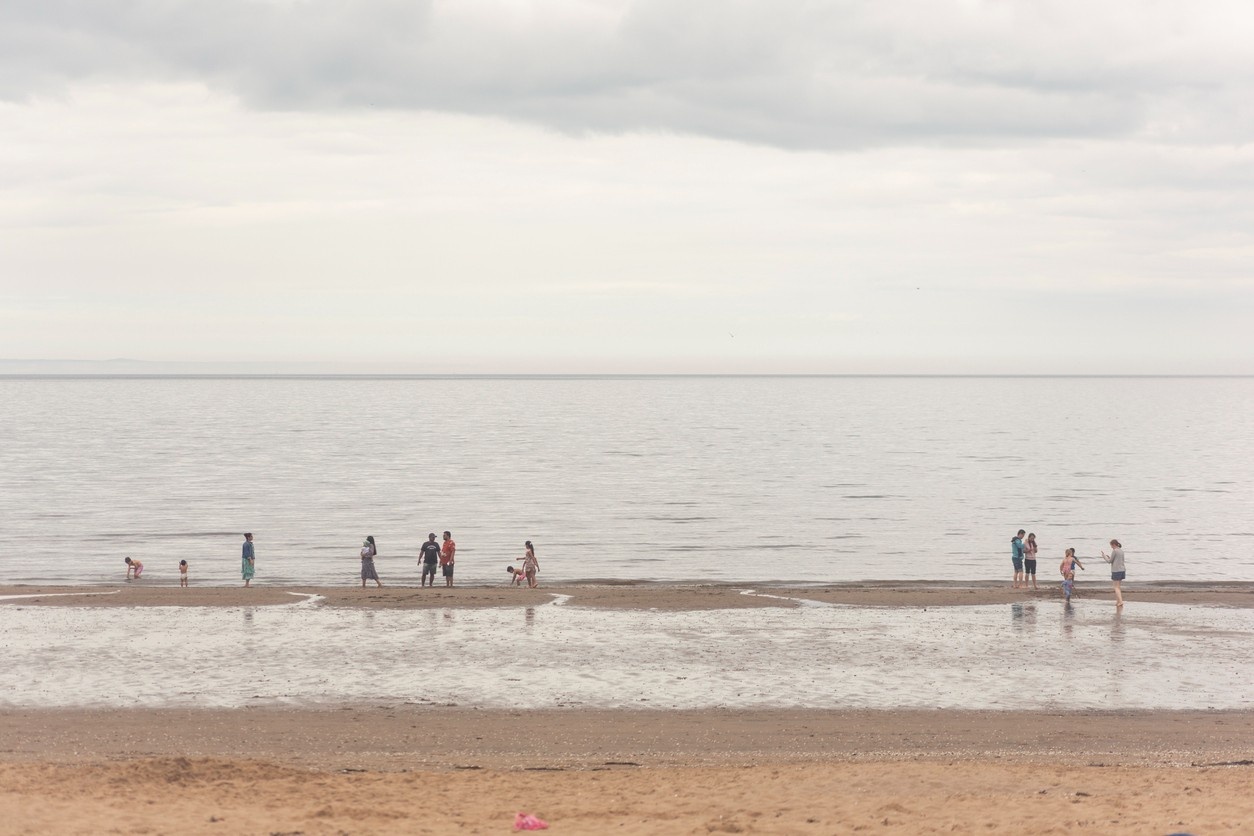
left=1, top=593, right=1250, bottom=711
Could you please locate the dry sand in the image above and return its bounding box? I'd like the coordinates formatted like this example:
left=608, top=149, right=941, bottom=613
left=3, top=580, right=1252, bottom=609
left=7, top=757, right=1254, bottom=835
left=2, top=708, right=1253, bottom=834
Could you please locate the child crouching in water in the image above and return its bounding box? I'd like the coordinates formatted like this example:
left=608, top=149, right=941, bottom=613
left=124, top=556, right=144, bottom=579
left=179, top=559, right=189, bottom=587
left=1060, top=548, right=1084, bottom=601
left=506, top=565, right=525, bottom=586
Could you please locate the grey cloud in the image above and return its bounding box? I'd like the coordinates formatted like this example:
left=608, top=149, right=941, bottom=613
left=2, top=0, right=1252, bottom=149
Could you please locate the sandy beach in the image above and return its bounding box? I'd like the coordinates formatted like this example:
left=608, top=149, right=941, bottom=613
left=4, top=584, right=1253, bottom=832
left=2, top=708, right=1253, bottom=834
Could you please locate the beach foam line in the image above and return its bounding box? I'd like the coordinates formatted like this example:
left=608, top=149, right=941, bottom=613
left=282, top=592, right=325, bottom=608
left=738, top=588, right=836, bottom=608
left=0, top=590, right=121, bottom=602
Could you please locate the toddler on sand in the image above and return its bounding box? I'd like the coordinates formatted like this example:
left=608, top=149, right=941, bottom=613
left=506, top=565, right=526, bottom=586
left=179, top=559, right=188, bottom=587
left=124, top=557, right=143, bottom=579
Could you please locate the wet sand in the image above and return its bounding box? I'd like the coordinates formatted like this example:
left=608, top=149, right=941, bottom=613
left=2, top=708, right=1253, bottom=834
left=3, top=580, right=1252, bottom=609
left=5, top=707, right=1254, bottom=769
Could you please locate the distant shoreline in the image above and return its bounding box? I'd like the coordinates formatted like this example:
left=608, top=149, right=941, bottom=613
left=4, top=372, right=1254, bottom=379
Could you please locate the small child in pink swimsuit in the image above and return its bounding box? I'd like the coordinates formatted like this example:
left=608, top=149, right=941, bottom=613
left=1059, top=548, right=1084, bottom=601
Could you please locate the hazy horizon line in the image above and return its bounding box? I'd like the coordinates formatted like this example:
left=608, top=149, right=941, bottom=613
left=3, top=373, right=1252, bottom=381
left=3, top=359, right=1252, bottom=378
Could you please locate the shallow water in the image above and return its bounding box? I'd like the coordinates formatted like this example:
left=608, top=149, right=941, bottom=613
left=2, top=595, right=1250, bottom=711
left=3, top=375, right=1253, bottom=586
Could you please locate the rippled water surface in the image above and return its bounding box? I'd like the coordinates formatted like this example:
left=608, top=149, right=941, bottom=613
left=2, top=376, right=1252, bottom=584
left=1, top=595, right=1250, bottom=711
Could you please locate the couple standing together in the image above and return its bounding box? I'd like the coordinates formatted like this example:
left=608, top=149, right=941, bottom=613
left=417, top=531, right=457, bottom=587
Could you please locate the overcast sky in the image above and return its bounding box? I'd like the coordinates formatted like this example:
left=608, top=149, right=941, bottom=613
left=2, top=0, right=1253, bottom=373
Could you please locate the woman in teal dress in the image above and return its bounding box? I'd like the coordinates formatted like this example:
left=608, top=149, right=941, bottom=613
left=242, top=533, right=255, bottom=587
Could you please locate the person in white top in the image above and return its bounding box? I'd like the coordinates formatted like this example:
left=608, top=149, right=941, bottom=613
left=1099, top=539, right=1126, bottom=607
left=360, top=535, right=383, bottom=589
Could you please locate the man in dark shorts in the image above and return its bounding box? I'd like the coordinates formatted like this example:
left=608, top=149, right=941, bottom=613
left=419, top=533, right=440, bottom=587
left=440, top=530, right=456, bottom=587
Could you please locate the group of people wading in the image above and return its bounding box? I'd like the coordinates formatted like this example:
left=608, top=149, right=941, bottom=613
left=1011, top=529, right=1126, bottom=606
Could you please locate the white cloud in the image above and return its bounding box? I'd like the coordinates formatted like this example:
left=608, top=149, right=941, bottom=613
left=1, top=3, right=1253, bottom=371
left=3, top=1, right=1253, bottom=149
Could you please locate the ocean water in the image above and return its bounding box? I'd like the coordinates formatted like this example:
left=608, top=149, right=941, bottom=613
left=1, top=376, right=1252, bottom=586
left=1, top=592, right=1249, bottom=710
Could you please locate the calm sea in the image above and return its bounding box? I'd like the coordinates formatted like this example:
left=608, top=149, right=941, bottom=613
left=2, top=376, right=1251, bottom=586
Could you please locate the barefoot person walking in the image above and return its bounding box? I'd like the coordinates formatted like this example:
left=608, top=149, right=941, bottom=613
left=1100, top=539, right=1126, bottom=607
left=360, top=535, right=383, bottom=588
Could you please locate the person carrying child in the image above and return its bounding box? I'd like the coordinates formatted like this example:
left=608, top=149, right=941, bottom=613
left=360, top=535, right=383, bottom=589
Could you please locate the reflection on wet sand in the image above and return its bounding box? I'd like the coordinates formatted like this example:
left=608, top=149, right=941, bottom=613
left=2, top=601, right=1250, bottom=712
left=1010, top=602, right=1038, bottom=629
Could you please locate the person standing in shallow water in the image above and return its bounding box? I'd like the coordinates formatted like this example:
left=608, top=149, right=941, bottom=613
left=1100, top=539, right=1126, bottom=607
left=1010, top=530, right=1026, bottom=589
left=360, top=536, right=382, bottom=588
left=241, top=533, right=255, bottom=587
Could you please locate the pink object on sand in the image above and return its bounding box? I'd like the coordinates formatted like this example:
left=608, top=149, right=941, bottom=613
left=514, top=812, right=549, bottom=830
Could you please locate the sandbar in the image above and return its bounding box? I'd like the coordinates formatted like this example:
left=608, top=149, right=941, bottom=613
left=2, top=580, right=1251, bottom=609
